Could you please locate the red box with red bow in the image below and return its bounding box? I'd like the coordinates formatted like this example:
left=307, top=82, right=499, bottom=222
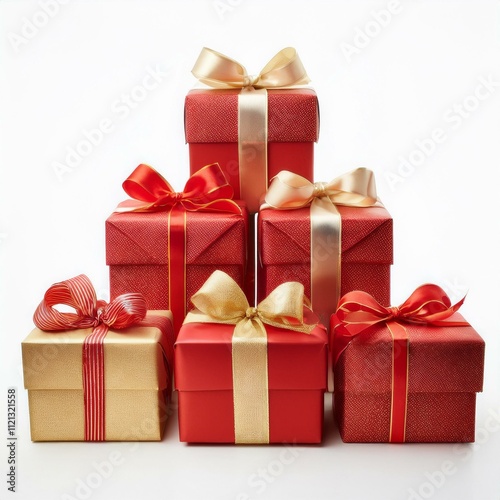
left=105, top=164, right=248, bottom=334
left=258, top=169, right=393, bottom=328
left=331, top=286, right=485, bottom=443
left=185, top=48, right=319, bottom=213
left=174, top=271, right=328, bottom=444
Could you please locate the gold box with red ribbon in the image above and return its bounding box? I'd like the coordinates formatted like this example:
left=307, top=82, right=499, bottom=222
left=185, top=47, right=319, bottom=214
left=106, top=163, right=248, bottom=334
left=174, top=271, right=328, bottom=444
left=258, top=168, right=392, bottom=328
left=331, top=285, right=485, bottom=443
left=22, top=275, right=175, bottom=442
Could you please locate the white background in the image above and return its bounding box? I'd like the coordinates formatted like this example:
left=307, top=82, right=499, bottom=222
left=1, top=1, right=500, bottom=499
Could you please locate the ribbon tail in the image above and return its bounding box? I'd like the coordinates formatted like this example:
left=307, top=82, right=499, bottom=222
left=232, top=318, right=270, bottom=444
left=82, top=323, right=108, bottom=441
left=238, top=87, right=268, bottom=213
left=310, top=198, right=342, bottom=327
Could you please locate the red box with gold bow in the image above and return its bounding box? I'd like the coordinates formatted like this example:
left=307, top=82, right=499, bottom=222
left=258, top=169, right=392, bottom=329
left=185, top=47, right=319, bottom=214
left=105, top=164, right=248, bottom=334
left=22, top=275, right=175, bottom=442
left=331, top=286, right=485, bottom=443
left=174, top=271, right=328, bottom=444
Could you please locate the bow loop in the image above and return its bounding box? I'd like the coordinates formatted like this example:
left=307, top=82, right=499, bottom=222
left=257, top=281, right=312, bottom=331
left=122, top=164, right=175, bottom=204
left=396, top=284, right=465, bottom=323
left=188, top=270, right=250, bottom=324
left=192, top=47, right=310, bottom=90
left=34, top=275, right=98, bottom=331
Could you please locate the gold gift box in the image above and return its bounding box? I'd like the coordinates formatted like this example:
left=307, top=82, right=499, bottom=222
left=22, top=311, right=173, bottom=442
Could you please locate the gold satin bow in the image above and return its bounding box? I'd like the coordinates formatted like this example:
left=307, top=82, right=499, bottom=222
left=184, top=270, right=317, bottom=443
left=261, top=168, right=378, bottom=210
left=261, top=168, right=379, bottom=328
left=191, top=47, right=310, bottom=89
left=184, top=269, right=317, bottom=336
left=191, top=47, right=312, bottom=213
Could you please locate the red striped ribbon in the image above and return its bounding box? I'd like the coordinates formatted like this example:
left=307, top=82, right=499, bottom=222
left=33, top=274, right=147, bottom=441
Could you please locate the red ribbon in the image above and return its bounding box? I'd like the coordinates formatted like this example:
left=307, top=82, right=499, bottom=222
left=331, top=284, right=468, bottom=443
left=33, top=275, right=147, bottom=441
left=116, top=163, right=241, bottom=333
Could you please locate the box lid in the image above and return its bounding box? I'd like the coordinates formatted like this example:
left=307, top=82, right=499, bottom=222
left=174, top=323, right=327, bottom=391
left=185, top=88, right=319, bottom=143
left=106, top=203, right=247, bottom=266
left=259, top=205, right=393, bottom=265
left=334, top=313, right=485, bottom=394
left=22, top=311, right=174, bottom=391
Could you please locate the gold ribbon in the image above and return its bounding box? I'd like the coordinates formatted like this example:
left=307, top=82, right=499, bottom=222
left=261, top=168, right=379, bottom=327
left=183, top=270, right=317, bottom=443
left=192, top=47, right=310, bottom=213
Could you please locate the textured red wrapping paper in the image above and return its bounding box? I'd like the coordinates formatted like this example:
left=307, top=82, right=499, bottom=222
left=106, top=205, right=248, bottom=328
left=332, top=314, right=485, bottom=442
left=258, top=205, right=393, bottom=312
left=174, top=323, right=328, bottom=443
left=185, top=88, right=319, bottom=203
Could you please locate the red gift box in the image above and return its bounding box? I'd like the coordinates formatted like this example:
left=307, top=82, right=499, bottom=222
left=107, top=208, right=247, bottom=332
left=258, top=205, right=393, bottom=326
left=185, top=89, right=318, bottom=213
left=331, top=286, right=485, bottom=443
left=106, top=164, right=248, bottom=334
left=174, top=271, right=328, bottom=444
left=175, top=323, right=327, bottom=443
left=185, top=47, right=319, bottom=213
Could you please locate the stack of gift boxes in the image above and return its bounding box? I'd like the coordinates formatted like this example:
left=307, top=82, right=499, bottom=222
left=22, top=47, right=485, bottom=445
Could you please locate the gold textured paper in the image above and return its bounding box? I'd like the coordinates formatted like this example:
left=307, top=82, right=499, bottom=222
left=22, top=311, right=172, bottom=441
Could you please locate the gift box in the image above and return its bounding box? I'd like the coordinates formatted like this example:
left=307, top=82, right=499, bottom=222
left=22, top=276, right=175, bottom=442
left=185, top=47, right=319, bottom=213
left=331, top=286, right=485, bottom=443
left=174, top=271, right=328, bottom=444
left=258, top=169, right=392, bottom=328
left=106, top=163, right=248, bottom=333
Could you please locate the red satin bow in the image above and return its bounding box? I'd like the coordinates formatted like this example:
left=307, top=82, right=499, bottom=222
left=33, top=275, right=147, bottom=441
left=118, top=162, right=241, bottom=214
left=331, top=284, right=467, bottom=366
